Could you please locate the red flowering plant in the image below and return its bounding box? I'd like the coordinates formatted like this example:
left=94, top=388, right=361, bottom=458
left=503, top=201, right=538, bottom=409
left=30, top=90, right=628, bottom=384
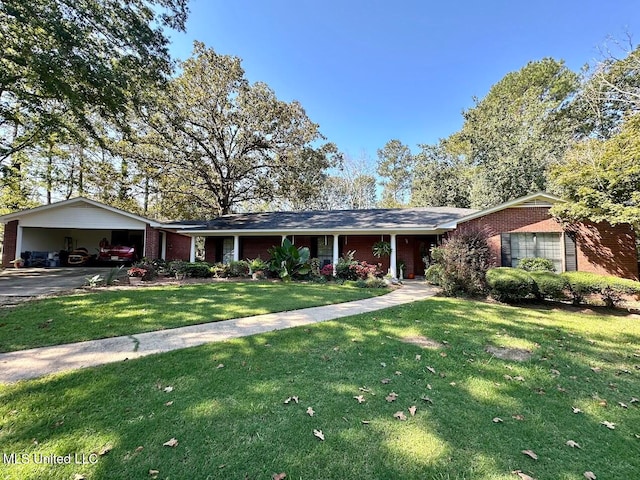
left=320, top=263, right=334, bottom=279
left=350, top=261, right=383, bottom=279
left=127, top=267, right=147, bottom=278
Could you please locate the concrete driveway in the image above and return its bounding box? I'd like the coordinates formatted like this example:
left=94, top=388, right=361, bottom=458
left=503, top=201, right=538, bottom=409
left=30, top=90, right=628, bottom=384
left=0, top=267, right=117, bottom=297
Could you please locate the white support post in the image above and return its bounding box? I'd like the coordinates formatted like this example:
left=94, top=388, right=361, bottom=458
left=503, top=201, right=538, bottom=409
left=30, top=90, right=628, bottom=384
left=233, top=235, right=240, bottom=262
left=161, top=232, right=167, bottom=260
left=15, top=225, right=23, bottom=261
left=390, top=233, right=397, bottom=278
left=281, top=234, right=287, bottom=245
left=189, top=236, right=196, bottom=262
left=332, top=234, right=340, bottom=275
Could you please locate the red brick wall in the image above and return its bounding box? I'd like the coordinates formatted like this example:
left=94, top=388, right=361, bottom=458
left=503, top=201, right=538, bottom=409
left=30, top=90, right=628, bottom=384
left=2, top=220, right=18, bottom=267
left=144, top=226, right=160, bottom=259
left=204, top=237, right=218, bottom=263
left=242, top=236, right=282, bottom=260
left=458, top=207, right=639, bottom=280
left=569, top=221, right=638, bottom=280
left=166, top=232, right=192, bottom=261
left=341, top=235, right=390, bottom=272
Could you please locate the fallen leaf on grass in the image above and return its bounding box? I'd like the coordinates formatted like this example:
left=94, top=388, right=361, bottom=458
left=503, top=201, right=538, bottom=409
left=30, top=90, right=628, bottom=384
left=306, top=407, right=315, bottom=416
left=572, top=407, right=583, bottom=414
left=380, top=362, right=386, bottom=367
left=149, top=469, right=159, bottom=477
left=511, top=470, right=537, bottom=480
left=551, top=369, right=561, bottom=376
left=590, top=367, right=602, bottom=373
left=361, top=420, right=370, bottom=425
left=284, top=396, right=299, bottom=405
left=163, top=438, right=178, bottom=447
left=566, top=440, right=581, bottom=449
left=163, top=386, right=173, bottom=393
left=393, top=411, right=407, bottom=421
left=426, top=366, right=436, bottom=374
left=408, top=406, right=417, bottom=416
left=217, top=363, right=225, bottom=369
left=272, top=473, right=287, bottom=480
left=521, top=450, right=538, bottom=460
left=165, top=401, right=174, bottom=406
left=600, top=421, right=616, bottom=430
left=135, top=446, right=144, bottom=453
left=73, top=475, right=86, bottom=480
left=313, top=429, right=325, bottom=441
left=354, top=395, right=366, bottom=404
left=492, top=417, right=503, bottom=423
left=415, top=354, right=421, bottom=361
left=512, top=414, right=525, bottom=421
left=385, top=392, right=398, bottom=402
left=630, top=397, right=638, bottom=404
left=395, top=371, right=402, bottom=376
left=584, top=472, right=596, bottom=479
left=618, top=402, right=628, bottom=409
left=381, top=378, right=391, bottom=384
left=421, top=396, right=433, bottom=404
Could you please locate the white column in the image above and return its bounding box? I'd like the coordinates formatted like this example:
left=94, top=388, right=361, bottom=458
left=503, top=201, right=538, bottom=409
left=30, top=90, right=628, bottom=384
left=161, top=232, right=167, bottom=260
left=15, top=225, right=23, bottom=260
left=233, top=235, right=240, bottom=262
left=332, top=234, right=340, bottom=275
left=390, top=233, right=397, bottom=278
left=281, top=234, right=287, bottom=245
left=189, top=236, right=196, bottom=262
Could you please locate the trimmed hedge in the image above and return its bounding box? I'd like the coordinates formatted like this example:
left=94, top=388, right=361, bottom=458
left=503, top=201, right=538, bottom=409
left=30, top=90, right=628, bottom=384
left=561, top=271, right=640, bottom=307
left=518, top=257, right=555, bottom=272
left=486, top=267, right=640, bottom=307
left=486, top=267, right=535, bottom=303
left=529, top=271, right=569, bottom=301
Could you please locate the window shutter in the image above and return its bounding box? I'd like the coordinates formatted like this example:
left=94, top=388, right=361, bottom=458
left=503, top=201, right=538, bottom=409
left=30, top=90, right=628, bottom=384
left=564, top=233, right=577, bottom=271
left=500, top=233, right=511, bottom=267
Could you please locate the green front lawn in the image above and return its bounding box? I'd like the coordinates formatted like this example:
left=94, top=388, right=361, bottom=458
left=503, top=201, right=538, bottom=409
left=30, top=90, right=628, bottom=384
left=0, top=282, right=387, bottom=352
left=1, top=298, right=638, bottom=479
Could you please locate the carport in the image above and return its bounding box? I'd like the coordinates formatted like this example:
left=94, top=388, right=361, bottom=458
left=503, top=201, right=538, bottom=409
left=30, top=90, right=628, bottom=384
left=0, top=197, right=179, bottom=267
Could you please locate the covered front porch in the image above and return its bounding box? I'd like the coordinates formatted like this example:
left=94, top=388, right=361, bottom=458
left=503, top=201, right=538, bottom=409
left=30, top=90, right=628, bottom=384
left=187, top=232, right=442, bottom=278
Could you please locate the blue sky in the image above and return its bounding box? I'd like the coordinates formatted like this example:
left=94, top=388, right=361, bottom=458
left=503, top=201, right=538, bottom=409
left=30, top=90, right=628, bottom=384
left=168, top=0, right=640, bottom=161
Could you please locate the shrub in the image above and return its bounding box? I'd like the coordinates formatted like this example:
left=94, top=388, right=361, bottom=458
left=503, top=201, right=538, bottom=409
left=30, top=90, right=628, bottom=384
left=132, top=259, right=158, bottom=281
left=183, top=262, right=212, bottom=278
left=335, top=250, right=358, bottom=281
left=247, top=257, right=268, bottom=273
left=518, top=257, right=555, bottom=272
left=486, top=267, right=535, bottom=303
left=528, top=271, right=569, bottom=300
left=424, top=264, right=443, bottom=285
left=561, top=271, right=640, bottom=307
left=167, top=260, right=188, bottom=278
left=432, top=229, right=493, bottom=296
left=350, top=261, right=383, bottom=279
left=228, top=260, right=250, bottom=277
left=320, top=263, right=334, bottom=279
left=210, top=262, right=230, bottom=278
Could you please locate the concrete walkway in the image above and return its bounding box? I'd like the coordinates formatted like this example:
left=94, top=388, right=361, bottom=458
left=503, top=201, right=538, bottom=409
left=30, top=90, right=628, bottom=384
left=0, top=282, right=438, bottom=383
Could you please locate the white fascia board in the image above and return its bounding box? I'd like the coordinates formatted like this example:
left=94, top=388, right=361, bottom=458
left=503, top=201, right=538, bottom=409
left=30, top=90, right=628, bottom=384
left=176, top=227, right=448, bottom=236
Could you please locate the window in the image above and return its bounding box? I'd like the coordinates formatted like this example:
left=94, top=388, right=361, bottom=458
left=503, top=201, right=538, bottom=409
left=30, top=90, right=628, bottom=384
left=316, top=236, right=333, bottom=267
left=222, top=237, right=234, bottom=264
left=509, top=233, right=562, bottom=271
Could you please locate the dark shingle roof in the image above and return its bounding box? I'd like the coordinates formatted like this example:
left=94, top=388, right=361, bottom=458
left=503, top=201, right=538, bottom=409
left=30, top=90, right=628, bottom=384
left=183, top=207, right=478, bottom=232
